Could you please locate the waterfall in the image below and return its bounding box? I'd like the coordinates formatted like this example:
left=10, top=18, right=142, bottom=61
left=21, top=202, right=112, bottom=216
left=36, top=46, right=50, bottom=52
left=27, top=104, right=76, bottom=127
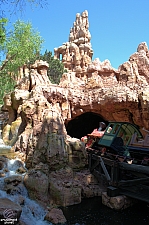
left=0, top=121, right=11, bottom=151
left=0, top=190, right=51, bottom=225
left=0, top=158, right=52, bottom=225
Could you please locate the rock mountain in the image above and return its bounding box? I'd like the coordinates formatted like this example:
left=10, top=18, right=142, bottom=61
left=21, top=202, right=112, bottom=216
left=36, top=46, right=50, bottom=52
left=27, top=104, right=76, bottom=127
left=1, top=10, right=149, bottom=208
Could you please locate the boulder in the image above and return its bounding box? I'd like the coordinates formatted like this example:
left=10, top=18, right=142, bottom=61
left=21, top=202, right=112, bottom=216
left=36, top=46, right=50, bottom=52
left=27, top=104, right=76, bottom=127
left=66, top=136, right=87, bottom=169
left=4, top=175, right=24, bottom=195
left=0, top=156, right=8, bottom=170
left=4, top=175, right=22, bottom=184
left=49, top=182, right=81, bottom=207
left=48, top=168, right=105, bottom=207
left=0, top=161, right=4, bottom=170
left=102, top=192, right=135, bottom=210
left=24, top=169, right=49, bottom=204
left=45, top=208, right=66, bottom=224
left=0, top=198, right=22, bottom=224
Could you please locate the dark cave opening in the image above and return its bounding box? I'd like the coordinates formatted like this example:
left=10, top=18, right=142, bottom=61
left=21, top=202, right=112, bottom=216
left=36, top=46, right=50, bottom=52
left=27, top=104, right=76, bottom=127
left=65, top=112, right=108, bottom=139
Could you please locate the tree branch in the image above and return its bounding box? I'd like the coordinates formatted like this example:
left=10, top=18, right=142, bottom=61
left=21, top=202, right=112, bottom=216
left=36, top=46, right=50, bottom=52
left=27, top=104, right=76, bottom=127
left=0, top=53, right=16, bottom=72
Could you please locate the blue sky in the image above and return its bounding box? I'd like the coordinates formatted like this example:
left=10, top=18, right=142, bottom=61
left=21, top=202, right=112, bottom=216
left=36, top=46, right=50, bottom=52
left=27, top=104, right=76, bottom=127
left=2, top=0, right=149, bottom=69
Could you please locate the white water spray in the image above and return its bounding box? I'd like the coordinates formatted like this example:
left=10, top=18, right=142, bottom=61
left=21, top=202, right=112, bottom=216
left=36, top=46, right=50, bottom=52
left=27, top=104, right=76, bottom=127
left=0, top=121, right=11, bottom=151
left=0, top=158, right=53, bottom=225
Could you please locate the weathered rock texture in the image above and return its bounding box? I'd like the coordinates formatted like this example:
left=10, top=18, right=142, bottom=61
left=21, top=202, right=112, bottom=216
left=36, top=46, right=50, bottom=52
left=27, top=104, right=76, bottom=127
left=54, top=10, right=93, bottom=73
left=45, top=207, right=66, bottom=224
left=23, top=165, right=105, bottom=207
left=102, top=192, right=135, bottom=210
left=0, top=198, right=22, bottom=223
left=1, top=10, right=149, bottom=208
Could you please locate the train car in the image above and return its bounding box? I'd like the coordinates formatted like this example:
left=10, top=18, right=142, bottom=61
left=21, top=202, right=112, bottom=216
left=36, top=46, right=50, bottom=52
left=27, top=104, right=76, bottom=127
left=86, top=122, right=149, bottom=202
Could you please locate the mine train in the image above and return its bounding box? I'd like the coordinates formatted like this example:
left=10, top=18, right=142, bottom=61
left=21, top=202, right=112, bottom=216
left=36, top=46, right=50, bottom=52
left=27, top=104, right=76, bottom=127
left=85, top=122, right=149, bottom=203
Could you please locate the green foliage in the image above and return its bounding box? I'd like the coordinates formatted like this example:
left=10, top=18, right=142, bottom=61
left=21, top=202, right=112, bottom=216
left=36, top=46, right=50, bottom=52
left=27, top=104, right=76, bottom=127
left=0, top=1, right=48, bottom=105
left=0, top=71, right=16, bottom=105
left=0, top=18, right=7, bottom=48
left=0, top=19, right=44, bottom=104
left=1, top=20, right=43, bottom=74
left=40, top=50, right=66, bottom=84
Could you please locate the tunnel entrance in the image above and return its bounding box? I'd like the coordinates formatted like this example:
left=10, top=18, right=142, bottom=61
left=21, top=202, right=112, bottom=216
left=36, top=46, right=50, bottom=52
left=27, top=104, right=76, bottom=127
left=65, top=112, right=108, bottom=139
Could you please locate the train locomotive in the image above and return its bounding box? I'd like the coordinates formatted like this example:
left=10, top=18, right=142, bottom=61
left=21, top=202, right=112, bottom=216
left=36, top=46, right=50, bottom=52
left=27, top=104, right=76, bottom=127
left=85, top=122, right=149, bottom=202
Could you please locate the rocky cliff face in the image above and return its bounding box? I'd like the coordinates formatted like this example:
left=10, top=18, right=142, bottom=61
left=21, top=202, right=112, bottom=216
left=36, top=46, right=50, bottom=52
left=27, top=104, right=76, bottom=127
left=1, top=10, right=149, bottom=207
left=54, top=11, right=149, bottom=130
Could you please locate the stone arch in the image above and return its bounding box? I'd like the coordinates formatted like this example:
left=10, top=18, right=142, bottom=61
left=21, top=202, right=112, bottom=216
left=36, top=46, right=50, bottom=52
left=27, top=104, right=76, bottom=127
left=65, top=112, right=108, bottom=139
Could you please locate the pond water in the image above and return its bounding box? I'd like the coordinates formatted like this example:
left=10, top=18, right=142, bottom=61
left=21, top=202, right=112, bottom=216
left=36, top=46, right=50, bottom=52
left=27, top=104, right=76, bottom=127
left=62, top=197, right=149, bottom=225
